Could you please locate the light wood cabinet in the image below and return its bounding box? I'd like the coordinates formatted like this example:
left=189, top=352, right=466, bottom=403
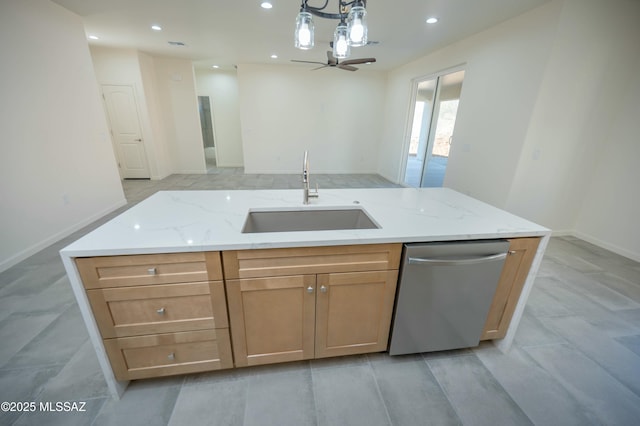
left=76, top=252, right=232, bottom=380
left=315, top=270, right=398, bottom=358
left=481, top=237, right=540, bottom=340
left=224, top=244, right=402, bottom=367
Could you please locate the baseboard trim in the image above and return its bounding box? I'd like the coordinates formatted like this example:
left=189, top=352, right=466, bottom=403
left=0, top=199, right=128, bottom=273
left=570, top=230, right=640, bottom=263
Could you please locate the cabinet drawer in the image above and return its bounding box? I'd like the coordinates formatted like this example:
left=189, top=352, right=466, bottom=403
left=87, top=281, right=228, bottom=338
left=104, top=329, right=233, bottom=380
left=76, top=252, right=222, bottom=289
left=223, top=244, right=402, bottom=279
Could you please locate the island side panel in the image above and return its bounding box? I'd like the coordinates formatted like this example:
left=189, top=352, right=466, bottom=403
left=60, top=254, right=129, bottom=399
left=494, top=233, right=551, bottom=352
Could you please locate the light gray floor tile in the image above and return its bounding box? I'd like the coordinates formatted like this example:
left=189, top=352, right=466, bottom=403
left=474, top=344, right=599, bottom=425
left=525, top=343, right=640, bottom=425
left=513, top=309, right=565, bottom=348
left=38, top=340, right=110, bottom=401
left=93, top=380, right=181, bottom=426
left=5, top=304, right=88, bottom=369
left=594, top=272, right=640, bottom=304
left=0, top=366, right=61, bottom=425
left=616, top=334, right=640, bottom=357
left=522, top=278, right=574, bottom=318
left=540, top=315, right=640, bottom=396
left=13, top=397, right=106, bottom=426
left=12, top=275, right=76, bottom=316
left=244, top=368, right=316, bottom=426
left=558, top=272, right=640, bottom=311
left=168, top=379, right=247, bottom=426
left=0, top=312, right=59, bottom=367
left=425, top=354, right=533, bottom=426
left=312, top=363, right=391, bottom=426
left=369, top=353, right=461, bottom=425
left=535, top=277, right=639, bottom=337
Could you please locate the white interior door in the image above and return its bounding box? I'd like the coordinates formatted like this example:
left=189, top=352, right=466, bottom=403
left=102, top=85, right=150, bottom=179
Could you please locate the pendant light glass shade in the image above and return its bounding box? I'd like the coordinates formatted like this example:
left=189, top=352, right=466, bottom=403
left=333, top=22, right=350, bottom=59
left=295, top=11, right=314, bottom=50
left=347, top=3, right=367, bottom=46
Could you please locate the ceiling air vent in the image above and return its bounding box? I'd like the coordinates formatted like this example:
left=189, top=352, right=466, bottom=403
left=168, top=41, right=186, bottom=46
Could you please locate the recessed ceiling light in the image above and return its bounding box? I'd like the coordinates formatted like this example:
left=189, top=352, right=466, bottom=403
left=88, top=35, right=99, bottom=40
left=151, top=25, right=162, bottom=31
left=212, top=65, right=220, bottom=69
left=426, top=17, right=438, bottom=24
left=261, top=1, right=273, bottom=9
left=270, top=54, right=278, bottom=59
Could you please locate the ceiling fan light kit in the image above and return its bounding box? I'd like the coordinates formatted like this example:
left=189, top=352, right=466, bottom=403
left=295, top=0, right=368, bottom=59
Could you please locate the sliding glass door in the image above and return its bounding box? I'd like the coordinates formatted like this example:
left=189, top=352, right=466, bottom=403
left=403, top=69, right=465, bottom=187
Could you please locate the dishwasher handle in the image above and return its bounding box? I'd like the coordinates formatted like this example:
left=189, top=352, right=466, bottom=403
left=407, top=252, right=508, bottom=266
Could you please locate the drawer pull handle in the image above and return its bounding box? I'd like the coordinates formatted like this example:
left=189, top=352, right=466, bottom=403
left=307, top=286, right=314, bottom=294
left=167, top=352, right=175, bottom=361
left=148, top=267, right=157, bottom=275
left=320, top=285, right=327, bottom=293
left=508, top=250, right=517, bottom=256
left=157, top=307, right=166, bottom=315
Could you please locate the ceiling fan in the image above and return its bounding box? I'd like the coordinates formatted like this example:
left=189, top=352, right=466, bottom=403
left=291, top=50, right=376, bottom=71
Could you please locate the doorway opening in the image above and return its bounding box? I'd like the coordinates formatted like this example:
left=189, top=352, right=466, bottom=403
left=403, top=68, right=465, bottom=187
left=198, top=96, right=217, bottom=173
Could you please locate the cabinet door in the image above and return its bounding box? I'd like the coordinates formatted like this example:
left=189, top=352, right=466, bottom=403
left=315, top=270, right=398, bottom=358
left=481, top=237, right=540, bottom=340
left=226, top=275, right=316, bottom=367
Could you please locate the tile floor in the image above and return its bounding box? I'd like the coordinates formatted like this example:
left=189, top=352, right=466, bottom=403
left=1, top=172, right=639, bottom=425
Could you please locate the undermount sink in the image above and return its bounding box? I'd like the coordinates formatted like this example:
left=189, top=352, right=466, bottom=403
left=241, top=207, right=380, bottom=233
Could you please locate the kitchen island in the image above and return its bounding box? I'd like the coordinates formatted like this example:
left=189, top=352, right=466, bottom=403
left=60, top=188, right=550, bottom=398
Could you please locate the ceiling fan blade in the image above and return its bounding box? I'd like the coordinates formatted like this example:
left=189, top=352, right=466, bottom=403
left=291, top=60, right=326, bottom=65
left=312, top=65, right=330, bottom=71
left=326, top=50, right=338, bottom=65
left=337, top=64, right=358, bottom=72
left=340, top=57, right=376, bottom=66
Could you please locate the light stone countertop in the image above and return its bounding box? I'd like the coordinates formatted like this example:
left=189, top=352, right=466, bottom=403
left=60, top=188, right=550, bottom=257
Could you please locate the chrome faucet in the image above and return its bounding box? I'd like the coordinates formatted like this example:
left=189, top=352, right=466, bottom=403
left=303, top=150, right=319, bottom=205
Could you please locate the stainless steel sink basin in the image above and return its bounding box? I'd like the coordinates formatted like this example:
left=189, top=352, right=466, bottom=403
left=241, top=207, right=380, bottom=233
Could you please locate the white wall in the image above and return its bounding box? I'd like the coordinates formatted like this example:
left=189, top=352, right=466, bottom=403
left=90, top=46, right=169, bottom=179
left=506, top=0, right=640, bottom=240
left=571, top=3, right=640, bottom=261
left=91, top=48, right=206, bottom=176
left=237, top=64, right=387, bottom=173
left=195, top=70, right=244, bottom=167
left=152, top=56, right=206, bottom=174
left=378, top=1, right=561, bottom=207
left=379, top=0, right=640, bottom=261
left=0, top=0, right=126, bottom=272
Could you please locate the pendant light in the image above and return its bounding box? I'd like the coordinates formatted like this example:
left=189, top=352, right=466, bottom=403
left=294, top=1, right=370, bottom=59
left=347, top=1, right=367, bottom=46
left=294, top=9, right=314, bottom=50
left=332, top=20, right=350, bottom=59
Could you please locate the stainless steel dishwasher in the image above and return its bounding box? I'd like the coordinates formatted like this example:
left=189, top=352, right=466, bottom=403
left=389, top=240, right=510, bottom=356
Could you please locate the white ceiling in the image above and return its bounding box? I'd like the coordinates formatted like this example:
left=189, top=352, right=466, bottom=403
left=51, top=0, right=551, bottom=71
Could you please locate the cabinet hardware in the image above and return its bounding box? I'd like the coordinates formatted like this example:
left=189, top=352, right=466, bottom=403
left=167, top=352, right=175, bottom=361
left=508, top=250, right=517, bottom=256
left=307, top=286, right=314, bottom=293
left=320, top=285, right=327, bottom=293
left=147, top=267, right=157, bottom=275
left=156, top=307, right=166, bottom=315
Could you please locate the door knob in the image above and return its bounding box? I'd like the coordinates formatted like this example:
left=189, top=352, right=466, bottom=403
left=134, top=138, right=142, bottom=142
